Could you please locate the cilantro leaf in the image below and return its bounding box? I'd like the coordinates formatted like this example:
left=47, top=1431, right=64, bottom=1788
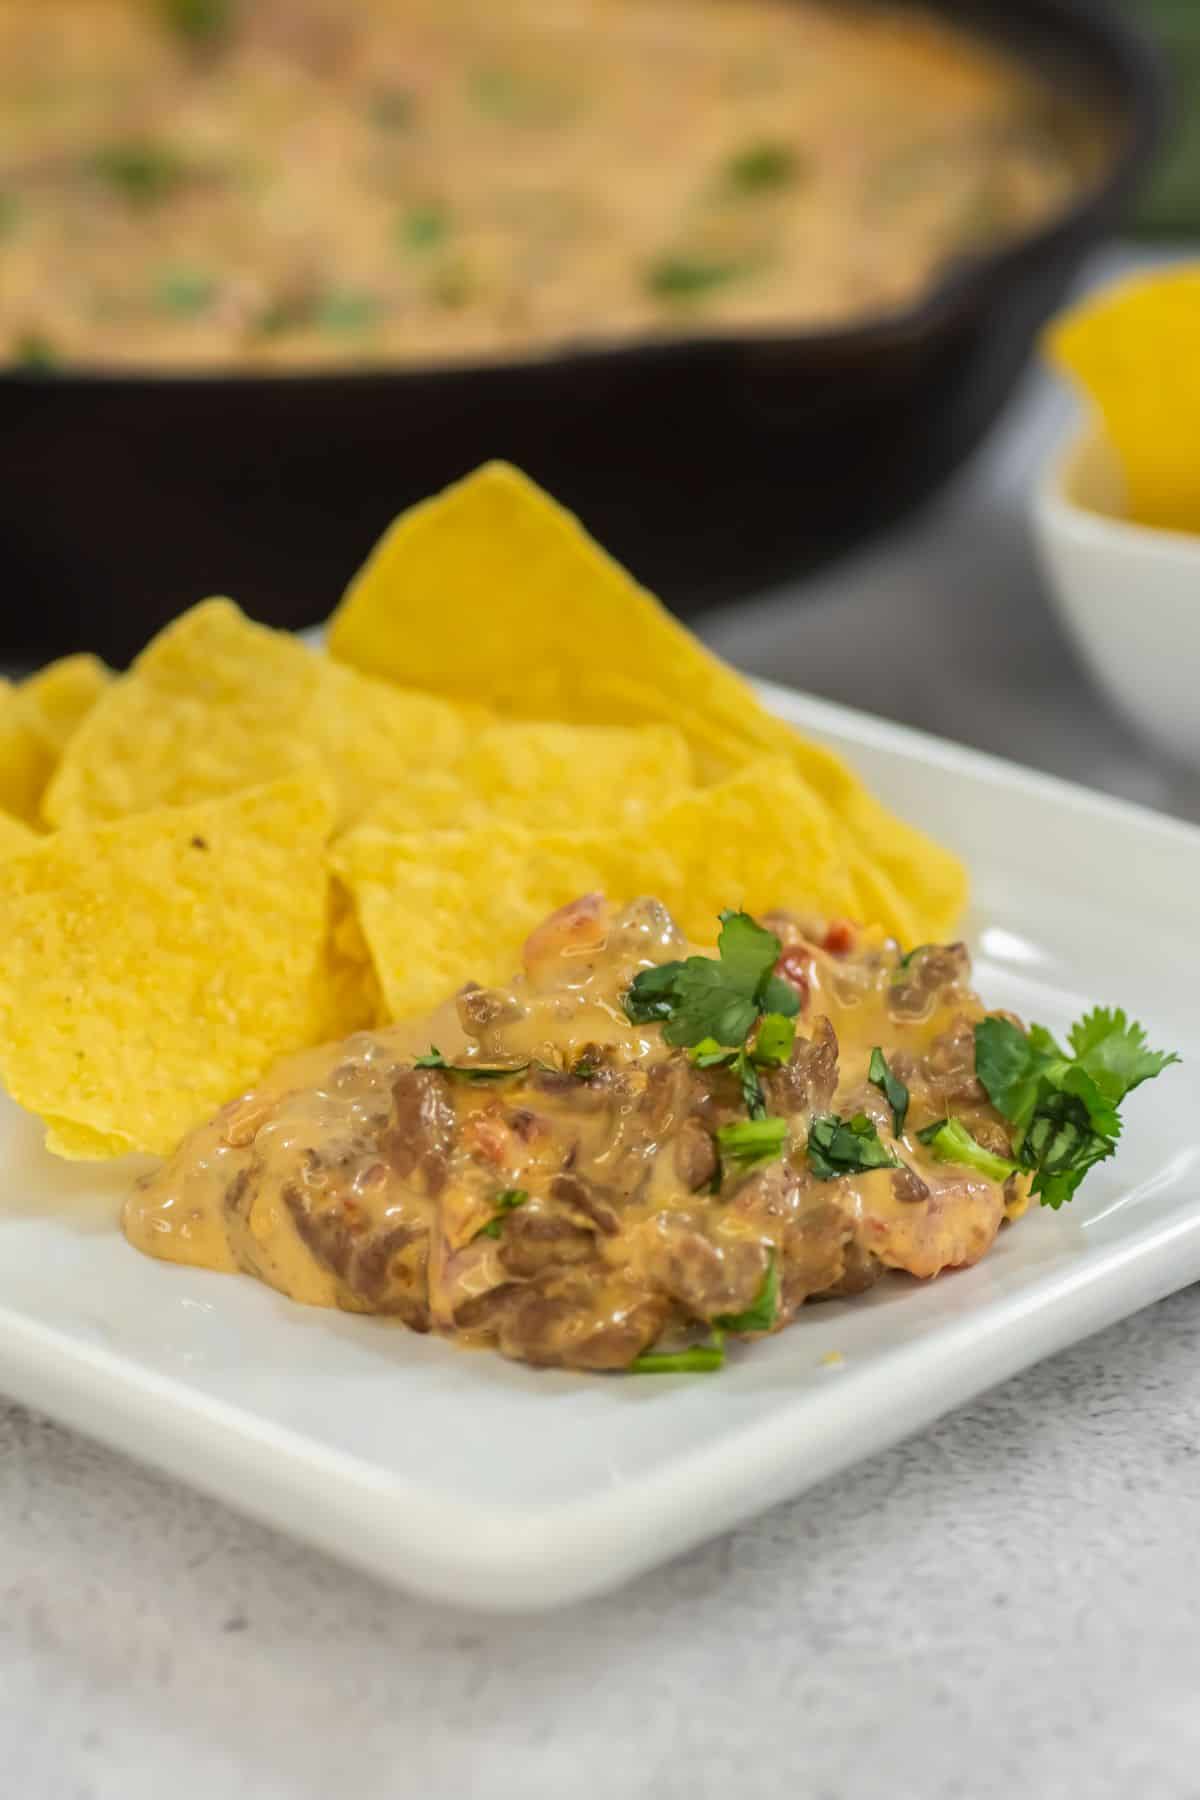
left=624, top=911, right=795, bottom=1052
left=760, top=974, right=801, bottom=1018
left=715, top=1253, right=780, bottom=1334
left=917, top=1118, right=1020, bottom=1185
left=476, top=1188, right=528, bottom=1240
left=807, top=1112, right=900, bottom=1180
left=974, top=1009, right=1178, bottom=1209
left=716, top=1116, right=787, bottom=1168
left=736, top=1053, right=766, bottom=1120
left=631, top=1343, right=726, bottom=1374
left=973, top=1016, right=1046, bottom=1135
left=1068, top=1007, right=1181, bottom=1102
left=663, top=963, right=759, bottom=1049
left=754, top=1013, right=796, bottom=1067
left=414, top=1046, right=530, bottom=1082
left=724, top=140, right=802, bottom=194
left=622, top=960, right=688, bottom=1024
left=868, top=1046, right=909, bottom=1137
left=715, top=909, right=782, bottom=997
left=157, top=0, right=234, bottom=45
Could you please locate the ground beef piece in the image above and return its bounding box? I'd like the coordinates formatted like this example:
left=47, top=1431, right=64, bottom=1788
left=498, top=1205, right=598, bottom=1277
left=779, top=1198, right=860, bottom=1306
left=641, top=1215, right=770, bottom=1321
left=921, top=1017, right=985, bottom=1106
left=966, top=1117, right=1014, bottom=1158
left=494, top=1281, right=668, bottom=1370
left=889, top=943, right=971, bottom=1020
left=456, top=983, right=526, bottom=1037
left=281, top=1185, right=429, bottom=1327
left=765, top=1014, right=839, bottom=1118
left=384, top=1068, right=456, bottom=1195
left=549, top=1172, right=621, bottom=1235
left=638, top=1058, right=697, bottom=1136
left=674, top=1117, right=718, bottom=1192
left=891, top=1166, right=931, bottom=1205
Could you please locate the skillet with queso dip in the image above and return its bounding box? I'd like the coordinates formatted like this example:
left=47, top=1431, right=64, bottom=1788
left=0, top=0, right=1109, bottom=370
left=0, top=465, right=1176, bottom=1374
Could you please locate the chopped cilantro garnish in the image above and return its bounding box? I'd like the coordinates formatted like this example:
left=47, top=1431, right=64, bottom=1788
left=155, top=267, right=218, bottom=316
left=716, top=1252, right=780, bottom=1333
left=92, top=141, right=187, bottom=206
left=477, top=1188, right=528, bottom=1240
left=724, top=140, right=802, bottom=194
left=753, top=1013, right=796, bottom=1067
left=631, top=1343, right=726, bottom=1374
left=716, top=1116, right=787, bottom=1168
left=807, top=1112, right=900, bottom=1180
left=644, top=253, right=752, bottom=302
left=315, top=290, right=380, bottom=335
left=868, top=1046, right=909, bottom=1137
left=415, top=1046, right=530, bottom=1082
left=157, top=0, right=234, bottom=45
left=974, top=1010, right=1179, bottom=1209
left=400, top=205, right=450, bottom=251
left=688, top=1009, right=796, bottom=1121
left=12, top=332, right=59, bottom=372
left=894, top=943, right=932, bottom=973
left=917, top=1118, right=1019, bottom=1185
left=625, top=911, right=797, bottom=1049
left=689, top=1041, right=763, bottom=1118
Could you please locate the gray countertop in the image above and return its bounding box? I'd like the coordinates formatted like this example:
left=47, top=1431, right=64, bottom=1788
left=4, top=251, right=1200, bottom=1799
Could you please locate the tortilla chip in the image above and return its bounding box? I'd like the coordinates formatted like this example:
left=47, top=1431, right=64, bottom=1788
left=0, top=678, right=55, bottom=825
left=365, top=721, right=693, bottom=834
left=318, top=880, right=386, bottom=1041
left=333, top=758, right=854, bottom=1020
left=1045, top=267, right=1200, bottom=536
left=0, top=778, right=336, bottom=1157
left=0, top=809, right=39, bottom=860
left=327, top=462, right=966, bottom=940
left=19, top=654, right=111, bottom=759
left=42, top=599, right=467, bottom=832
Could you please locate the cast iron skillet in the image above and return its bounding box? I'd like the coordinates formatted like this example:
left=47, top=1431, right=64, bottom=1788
left=0, top=0, right=1166, bottom=662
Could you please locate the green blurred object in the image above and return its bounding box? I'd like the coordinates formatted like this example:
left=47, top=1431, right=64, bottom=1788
left=1126, top=0, right=1200, bottom=233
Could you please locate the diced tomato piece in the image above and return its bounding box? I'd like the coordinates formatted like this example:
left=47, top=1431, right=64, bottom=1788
left=775, top=946, right=810, bottom=1010
left=822, top=919, right=856, bottom=956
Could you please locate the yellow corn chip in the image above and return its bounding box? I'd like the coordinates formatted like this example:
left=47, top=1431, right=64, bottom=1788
left=0, top=678, right=55, bottom=825
left=19, top=654, right=111, bottom=759
left=0, top=779, right=336, bottom=1157
left=43, top=599, right=467, bottom=832
left=365, top=720, right=693, bottom=834
left=1045, top=267, right=1200, bottom=535
left=0, top=809, right=39, bottom=860
left=318, top=879, right=386, bottom=1041
left=327, top=462, right=966, bottom=940
left=333, top=758, right=853, bottom=1020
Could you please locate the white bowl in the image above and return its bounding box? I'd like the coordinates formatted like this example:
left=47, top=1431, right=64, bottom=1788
left=1033, top=422, right=1200, bottom=766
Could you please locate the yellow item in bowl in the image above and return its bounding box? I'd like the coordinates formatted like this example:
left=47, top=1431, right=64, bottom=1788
left=1045, top=266, right=1200, bottom=536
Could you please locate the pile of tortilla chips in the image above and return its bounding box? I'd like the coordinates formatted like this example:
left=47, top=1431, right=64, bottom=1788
left=1045, top=266, right=1200, bottom=536
left=0, top=462, right=966, bottom=1159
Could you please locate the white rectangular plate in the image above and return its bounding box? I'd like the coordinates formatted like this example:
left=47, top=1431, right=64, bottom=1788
left=1, top=680, right=1198, bottom=1612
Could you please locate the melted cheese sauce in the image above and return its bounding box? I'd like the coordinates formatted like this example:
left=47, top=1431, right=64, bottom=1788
left=0, top=0, right=1107, bottom=370
left=126, top=898, right=1030, bottom=1370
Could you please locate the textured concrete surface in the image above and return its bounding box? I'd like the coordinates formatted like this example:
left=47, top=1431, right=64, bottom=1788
left=3, top=1286, right=1200, bottom=1800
